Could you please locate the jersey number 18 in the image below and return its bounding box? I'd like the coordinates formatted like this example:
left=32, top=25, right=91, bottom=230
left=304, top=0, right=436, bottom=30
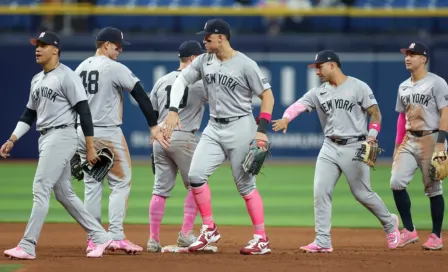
left=80, top=70, right=100, bottom=95
left=164, top=85, right=189, bottom=109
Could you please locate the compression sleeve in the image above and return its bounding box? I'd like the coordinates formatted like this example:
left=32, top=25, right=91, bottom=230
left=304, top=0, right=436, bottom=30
left=19, top=107, right=37, bottom=126
left=283, top=101, right=308, bottom=122
left=12, top=122, right=31, bottom=140
left=74, top=100, right=94, bottom=137
left=168, top=73, right=188, bottom=111
left=130, top=82, right=158, bottom=127
left=395, top=113, right=406, bottom=144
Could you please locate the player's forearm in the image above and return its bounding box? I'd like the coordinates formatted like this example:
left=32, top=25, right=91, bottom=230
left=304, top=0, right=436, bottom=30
left=283, top=101, right=307, bottom=123
left=168, top=74, right=188, bottom=112
left=130, top=82, right=158, bottom=127
left=74, top=100, right=94, bottom=137
left=366, top=105, right=382, bottom=138
left=436, top=107, right=448, bottom=145
left=11, top=107, right=36, bottom=142
left=257, top=89, right=275, bottom=134
left=395, top=113, right=406, bottom=144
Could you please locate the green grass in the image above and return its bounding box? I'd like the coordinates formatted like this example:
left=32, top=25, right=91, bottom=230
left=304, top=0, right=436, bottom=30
left=0, top=162, right=445, bottom=229
left=0, top=264, right=23, bottom=272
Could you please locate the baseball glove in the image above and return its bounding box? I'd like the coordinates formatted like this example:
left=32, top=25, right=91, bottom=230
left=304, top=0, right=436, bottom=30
left=82, top=147, right=115, bottom=182
left=429, top=151, right=448, bottom=181
left=352, top=139, right=384, bottom=168
left=242, top=139, right=271, bottom=175
left=70, top=152, right=85, bottom=181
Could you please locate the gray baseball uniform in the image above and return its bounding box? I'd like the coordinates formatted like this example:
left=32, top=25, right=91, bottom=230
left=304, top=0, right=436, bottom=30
left=298, top=76, right=395, bottom=248
left=149, top=70, right=207, bottom=197
left=18, top=63, right=111, bottom=256
left=179, top=52, right=269, bottom=196
left=391, top=72, right=448, bottom=197
left=75, top=55, right=139, bottom=240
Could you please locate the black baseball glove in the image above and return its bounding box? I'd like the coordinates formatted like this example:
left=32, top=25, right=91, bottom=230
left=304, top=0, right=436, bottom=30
left=242, top=139, right=271, bottom=175
left=71, top=147, right=115, bottom=182
left=70, top=152, right=85, bottom=181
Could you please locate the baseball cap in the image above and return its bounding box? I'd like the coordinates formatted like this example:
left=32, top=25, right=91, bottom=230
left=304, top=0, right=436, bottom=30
left=30, top=31, right=60, bottom=48
left=196, top=18, right=231, bottom=37
left=178, top=40, right=205, bottom=58
left=308, top=50, right=340, bottom=68
left=96, top=27, right=130, bottom=45
left=400, top=42, right=428, bottom=57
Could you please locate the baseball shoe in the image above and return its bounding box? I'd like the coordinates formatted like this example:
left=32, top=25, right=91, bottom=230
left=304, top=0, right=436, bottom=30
left=86, top=239, right=94, bottom=254
left=108, top=239, right=143, bottom=255
left=146, top=239, right=162, bottom=253
left=398, top=227, right=419, bottom=248
left=299, top=242, right=333, bottom=253
left=177, top=230, right=198, bottom=247
left=386, top=214, right=401, bottom=249
left=240, top=234, right=271, bottom=255
left=4, top=246, right=36, bottom=260
left=86, top=239, right=112, bottom=258
left=188, top=224, right=221, bottom=252
left=422, top=233, right=443, bottom=251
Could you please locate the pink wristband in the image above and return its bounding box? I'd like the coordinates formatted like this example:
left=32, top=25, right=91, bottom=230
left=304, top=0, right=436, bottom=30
left=259, top=112, right=272, bottom=123
left=369, top=122, right=381, bottom=132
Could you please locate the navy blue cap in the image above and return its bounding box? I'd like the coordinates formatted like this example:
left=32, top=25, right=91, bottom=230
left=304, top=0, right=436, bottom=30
left=400, top=42, right=428, bottom=57
left=178, top=40, right=204, bottom=58
left=308, top=50, right=340, bottom=68
left=96, top=27, right=130, bottom=45
left=196, top=18, right=231, bottom=36
left=30, top=31, right=60, bottom=48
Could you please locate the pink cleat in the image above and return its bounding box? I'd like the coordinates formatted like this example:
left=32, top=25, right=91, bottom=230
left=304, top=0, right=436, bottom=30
left=299, top=242, right=333, bottom=253
left=188, top=224, right=221, bottom=252
left=108, top=240, right=143, bottom=255
left=86, top=239, right=112, bottom=258
left=386, top=214, right=401, bottom=249
left=86, top=239, right=95, bottom=254
left=398, top=227, right=419, bottom=248
left=422, top=233, right=443, bottom=251
left=4, top=246, right=36, bottom=260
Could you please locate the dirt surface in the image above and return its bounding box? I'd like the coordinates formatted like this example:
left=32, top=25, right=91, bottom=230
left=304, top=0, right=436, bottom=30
left=0, top=223, right=446, bottom=272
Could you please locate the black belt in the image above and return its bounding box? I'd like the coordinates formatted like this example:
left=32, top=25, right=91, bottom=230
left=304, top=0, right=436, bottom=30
left=76, top=124, right=121, bottom=128
left=409, top=130, right=439, bottom=137
left=328, top=136, right=366, bottom=145
left=39, top=124, right=72, bottom=135
left=213, top=116, right=244, bottom=124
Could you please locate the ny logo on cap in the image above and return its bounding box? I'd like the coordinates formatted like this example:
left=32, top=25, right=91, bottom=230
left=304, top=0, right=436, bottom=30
left=121, top=32, right=124, bottom=39
left=315, top=54, right=318, bottom=60
left=204, top=22, right=207, bottom=29
left=409, top=43, right=415, bottom=49
left=39, top=32, right=45, bottom=38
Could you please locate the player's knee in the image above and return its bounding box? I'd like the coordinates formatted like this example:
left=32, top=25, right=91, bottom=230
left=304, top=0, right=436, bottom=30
left=390, top=174, right=408, bottom=191
left=352, top=190, right=374, bottom=204
left=425, top=185, right=443, bottom=198
left=236, top=182, right=256, bottom=197
left=188, top=170, right=207, bottom=186
left=32, top=180, right=52, bottom=200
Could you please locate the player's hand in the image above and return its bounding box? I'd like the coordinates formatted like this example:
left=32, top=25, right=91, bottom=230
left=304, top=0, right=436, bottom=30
left=86, top=147, right=100, bottom=165
left=272, top=118, right=289, bottom=134
left=163, top=111, right=181, bottom=138
left=150, top=125, right=171, bottom=149
left=255, top=132, right=269, bottom=151
left=0, top=140, right=14, bottom=159
left=367, top=136, right=377, bottom=144
left=434, top=143, right=447, bottom=163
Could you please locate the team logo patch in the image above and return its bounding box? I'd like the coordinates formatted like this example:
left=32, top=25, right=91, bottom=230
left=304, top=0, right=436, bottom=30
left=444, top=94, right=448, bottom=101
left=369, top=94, right=375, bottom=100
left=262, top=78, right=269, bottom=84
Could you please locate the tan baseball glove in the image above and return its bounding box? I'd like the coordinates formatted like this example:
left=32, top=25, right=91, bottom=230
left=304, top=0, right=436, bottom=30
left=352, top=139, right=384, bottom=168
left=430, top=151, right=448, bottom=181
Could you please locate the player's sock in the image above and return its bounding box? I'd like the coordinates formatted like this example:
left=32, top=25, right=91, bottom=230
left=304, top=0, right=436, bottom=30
left=243, top=189, right=266, bottom=240
left=191, top=183, right=214, bottom=229
left=181, top=190, right=198, bottom=235
left=430, top=195, right=445, bottom=238
left=149, top=195, right=166, bottom=242
left=392, top=189, right=414, bottom=232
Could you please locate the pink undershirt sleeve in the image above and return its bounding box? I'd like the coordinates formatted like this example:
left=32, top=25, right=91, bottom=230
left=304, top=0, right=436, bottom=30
left=283, top=101, right=307, bottom=122
left=395, top=113, right=406, bottom=144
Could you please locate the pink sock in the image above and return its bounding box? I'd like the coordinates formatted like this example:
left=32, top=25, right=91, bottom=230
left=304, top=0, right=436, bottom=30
left=192, top=183, right=214, bottom=228
left=149, top=195, right=166, bottom=241
left=243, top=189, right=266, bottom=240
left=181, top=190, right=198, bottom=235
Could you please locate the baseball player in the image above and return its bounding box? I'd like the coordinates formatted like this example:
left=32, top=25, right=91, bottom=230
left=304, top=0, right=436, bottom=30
left=272, top=50, right=401, bottom=253
left=1, top=31, right=113, bottom=259
left=391, top=42, right=447, bottom=250
left=163, top=18, right=275, bottom=255
left=146, top=40, right=207, bottom=252
left=75, top=27, right=169, bottom=254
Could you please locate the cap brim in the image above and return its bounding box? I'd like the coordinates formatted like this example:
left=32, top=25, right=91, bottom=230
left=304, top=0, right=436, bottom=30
left=29, top=38, right=38, bottom=46
left=122, top=40, right=131, bottom=46
left=400, top=48, right=424, bottom=55
left=196, top=30, right=213, bottom=35
left=308, top=62, right=323, bottom=68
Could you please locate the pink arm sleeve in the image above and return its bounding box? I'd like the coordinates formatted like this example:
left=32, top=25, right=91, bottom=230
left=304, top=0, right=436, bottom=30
left=395, top=113, right=406, bottom=144
left=283, top=101, right=307, bottom=122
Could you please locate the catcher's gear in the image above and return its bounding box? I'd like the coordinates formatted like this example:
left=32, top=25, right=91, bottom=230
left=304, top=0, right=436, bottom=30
left=242, top=139, right=271, bottom=175
left=430, top=151, right=448, bottom=181
left=70, top=152, right=84, bottom=181
left=352, top=139, right=384, bottom=168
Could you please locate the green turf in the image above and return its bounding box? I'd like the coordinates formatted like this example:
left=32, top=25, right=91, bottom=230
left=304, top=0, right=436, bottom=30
left=0, top=264, right=23, bottom=272
left=0, top=162, right=445, bottom=229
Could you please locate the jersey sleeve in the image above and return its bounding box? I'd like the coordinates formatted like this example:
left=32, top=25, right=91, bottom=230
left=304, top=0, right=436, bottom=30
left=63, top=71, right=88, bottom=106
left=112, top=63, right=140, bottom=92
left=298, top=88, right=318, bottom=112
left=181, top=55, right=202, bottom=84
left=245, top=60, right=271, bottom=96
left=149, top=78, right=162, bottom=112
left=433, top=77, right=448, bottom=110
left=395, top=89, right=405, bottom=113
left=26, top=79, right=37, bottom=110
left=358, top=82, right=377, bottom=110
